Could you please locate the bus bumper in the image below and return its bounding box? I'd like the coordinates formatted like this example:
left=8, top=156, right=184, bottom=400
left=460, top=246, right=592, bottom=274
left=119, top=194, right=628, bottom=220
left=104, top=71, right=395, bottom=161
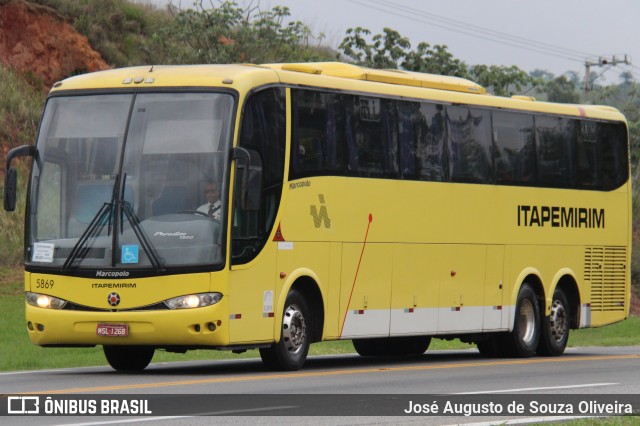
left=25, top=302, right=230, bottom=347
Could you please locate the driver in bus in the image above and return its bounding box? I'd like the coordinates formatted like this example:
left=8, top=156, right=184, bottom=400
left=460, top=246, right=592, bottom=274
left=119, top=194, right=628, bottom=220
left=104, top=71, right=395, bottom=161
left=197, top=180, right=221, bottom=220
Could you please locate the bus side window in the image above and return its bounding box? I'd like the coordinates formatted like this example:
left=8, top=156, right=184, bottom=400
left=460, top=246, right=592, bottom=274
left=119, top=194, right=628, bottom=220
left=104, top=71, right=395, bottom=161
left=397, top=101, right=420, bottom=179
left=576, top=121, right=602, bottom=189
left=232, top=87, right=286, bottom=263
left=493, top=111, right=536, bottom=185
left=290, top=90, right=346, bottom=179
left=446, top=106, right=492, bottom=183
left=345, top=96, right=398, bottom=178
left=292, top=91, right=327, bottom=175
left=535, top=116, right=576, bottom=188
left=398, top=101, right=447, bottom=182
left=601, top=122, right=629, bottom=190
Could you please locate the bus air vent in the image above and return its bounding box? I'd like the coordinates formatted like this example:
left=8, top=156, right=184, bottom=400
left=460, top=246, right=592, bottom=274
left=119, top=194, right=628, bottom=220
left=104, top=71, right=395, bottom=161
left=584, top=246, right=627, bottom=312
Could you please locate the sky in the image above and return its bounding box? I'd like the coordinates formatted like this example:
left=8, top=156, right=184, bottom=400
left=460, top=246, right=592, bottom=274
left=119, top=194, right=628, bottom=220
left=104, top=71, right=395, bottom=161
left=140, top=0, right=640, bottom=85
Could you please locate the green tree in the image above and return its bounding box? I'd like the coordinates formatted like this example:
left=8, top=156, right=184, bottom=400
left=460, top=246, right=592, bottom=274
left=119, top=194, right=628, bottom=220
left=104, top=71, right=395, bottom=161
left=33, top=0, right=172, bottom=67
left=528, top=70, right=581, bottom=104
left=544, top=75, right=580, bottom=103
left=469, top=64, right=531, bottom=97
left=0, top=65, right=45, bottom=265
left=338, top=27, right=532, bottom=95
left=529, top=69, right=555, bottom=81
left=402, top=42, right=468, bottom=77
left=339, top=27, right=410, bottom=69
left=166, top=1, right=330, bottom=65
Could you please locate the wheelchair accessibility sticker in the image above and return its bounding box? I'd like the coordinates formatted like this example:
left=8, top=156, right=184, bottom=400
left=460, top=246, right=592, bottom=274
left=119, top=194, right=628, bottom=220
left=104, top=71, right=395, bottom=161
left=121, top=245, right=139, bottom=264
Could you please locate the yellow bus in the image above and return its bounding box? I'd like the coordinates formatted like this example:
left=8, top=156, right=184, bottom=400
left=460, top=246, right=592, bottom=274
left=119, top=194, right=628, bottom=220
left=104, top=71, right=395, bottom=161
left=4, top=62, right=630, bottom=371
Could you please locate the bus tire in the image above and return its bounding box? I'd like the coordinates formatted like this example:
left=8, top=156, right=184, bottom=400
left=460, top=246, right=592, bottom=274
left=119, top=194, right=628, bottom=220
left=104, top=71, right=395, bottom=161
left=259, top=290, right=310, bottom=371
left=398, top=336, right=431, bottom=355
left=476, top=336, right=504, bottom=357
left=103, top=345, right=154, bottom=371
left=352, top=338, right=379, bottom=356
left=353, top=336, right=431, bottom=356
left=503, top=284, right=540, bottom=357
left=537, top=288, right=570, bottom=356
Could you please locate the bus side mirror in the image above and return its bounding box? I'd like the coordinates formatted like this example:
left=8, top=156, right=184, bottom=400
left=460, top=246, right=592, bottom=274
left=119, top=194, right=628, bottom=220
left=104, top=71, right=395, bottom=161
left=232, top=147, right=262, bottom=211
left=4, top=168, right=17, bottom=211
left=4, top=144, right=36, bottom=212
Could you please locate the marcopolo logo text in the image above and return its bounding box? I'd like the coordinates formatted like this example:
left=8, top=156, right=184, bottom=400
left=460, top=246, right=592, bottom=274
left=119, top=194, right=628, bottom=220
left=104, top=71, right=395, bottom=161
left=96, top=271, right=130, bottom=278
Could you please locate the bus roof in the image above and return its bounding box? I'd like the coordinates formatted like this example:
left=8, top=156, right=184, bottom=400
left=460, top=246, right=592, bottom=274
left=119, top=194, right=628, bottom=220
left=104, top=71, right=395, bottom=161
left=261, top=62, right=486, bottom=94
left=50, top=62, right=626, bottom=123
left=50, top=64, right=281, bottom=93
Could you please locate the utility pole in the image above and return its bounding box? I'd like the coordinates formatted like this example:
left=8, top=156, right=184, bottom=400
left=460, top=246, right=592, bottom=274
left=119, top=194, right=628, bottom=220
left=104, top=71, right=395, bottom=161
left=584, top=54, right=632, bottom=99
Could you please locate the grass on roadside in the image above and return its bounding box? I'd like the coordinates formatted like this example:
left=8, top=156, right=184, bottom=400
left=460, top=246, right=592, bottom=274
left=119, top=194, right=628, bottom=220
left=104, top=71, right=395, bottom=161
left=0, top=64, right=43, bottom=267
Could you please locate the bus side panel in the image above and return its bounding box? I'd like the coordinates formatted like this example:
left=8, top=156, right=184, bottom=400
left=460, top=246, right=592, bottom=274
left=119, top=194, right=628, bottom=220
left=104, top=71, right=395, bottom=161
left=324, top=241, right=343, bottom=339
left=389, top=244, right=440, bottom=335
left=228, top=246, right=277, bottom=344
left=389, top=244, right=504, bottom=336
left=483, top=245, right=506, bottom=331
left=339, top=243, right=392, bottom=338
left=438, top=245, right=486, bottom=333
left=591, top=309, right=628, bottom=328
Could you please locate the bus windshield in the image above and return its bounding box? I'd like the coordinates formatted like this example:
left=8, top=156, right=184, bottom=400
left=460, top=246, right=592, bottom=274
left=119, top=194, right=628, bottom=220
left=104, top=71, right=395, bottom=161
left=26, top=92, right=235, bottom=272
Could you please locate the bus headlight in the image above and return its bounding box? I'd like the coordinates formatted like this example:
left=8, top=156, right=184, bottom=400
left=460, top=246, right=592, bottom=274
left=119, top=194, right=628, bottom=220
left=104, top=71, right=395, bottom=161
left=26, top=292, right=68, bottom=309
left=164, top=292, right=223, bottom=309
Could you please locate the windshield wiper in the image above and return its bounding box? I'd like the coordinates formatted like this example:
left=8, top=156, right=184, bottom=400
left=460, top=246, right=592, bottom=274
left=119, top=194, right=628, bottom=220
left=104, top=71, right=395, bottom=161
left=62, top=175, right=120, bottom=272
left=118, top=173, right=164, bottom=272
left=120, top=200, right=165, bottom=273
left=63, top=174, right=165, bottom=273
left=62, top=201, right=113, bottom=272
left=63, top=175, right=120, bottom=272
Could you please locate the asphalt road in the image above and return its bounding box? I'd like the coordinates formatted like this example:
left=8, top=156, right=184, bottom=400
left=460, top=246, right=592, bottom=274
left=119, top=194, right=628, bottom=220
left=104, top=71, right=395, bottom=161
left=2, top=345, right=640, bottom=425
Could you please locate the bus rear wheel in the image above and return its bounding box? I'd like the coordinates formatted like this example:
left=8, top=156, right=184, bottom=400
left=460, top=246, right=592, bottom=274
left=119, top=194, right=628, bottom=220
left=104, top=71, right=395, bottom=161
left=353, top=336, right=431, bottom=356
left=537, top=288, right=570, bottom=356
left=501, top=284, right=540, bottom=358
left=259, top=290, right=311, bottom=371
left=103, top=345, right=154, bottom=371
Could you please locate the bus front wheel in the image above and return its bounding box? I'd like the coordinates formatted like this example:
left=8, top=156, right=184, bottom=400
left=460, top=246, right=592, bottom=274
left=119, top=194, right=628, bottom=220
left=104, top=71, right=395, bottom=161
left=501, top=284, right=540, bottom=357
left=103, top=345, right=154, bottom=371
left=537, top=288, right=570, bottom=356
left=259, top=290, right=311, bottom=371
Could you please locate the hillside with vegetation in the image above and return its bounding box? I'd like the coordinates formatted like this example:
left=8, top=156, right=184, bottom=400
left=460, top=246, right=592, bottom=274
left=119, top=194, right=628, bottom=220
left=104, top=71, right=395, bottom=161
left=1, top=0, right=639, bottom=309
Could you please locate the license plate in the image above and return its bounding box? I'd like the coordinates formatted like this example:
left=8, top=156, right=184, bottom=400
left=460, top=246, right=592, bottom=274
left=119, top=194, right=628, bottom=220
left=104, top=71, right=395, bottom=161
left=97, top=323, right=129, bottom=337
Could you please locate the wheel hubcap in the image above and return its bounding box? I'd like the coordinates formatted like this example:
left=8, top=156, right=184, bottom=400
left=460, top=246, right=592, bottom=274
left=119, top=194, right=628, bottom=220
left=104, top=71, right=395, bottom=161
left=518, top=299, right=536, bottom=343
left=549, top=300, right=567, bottom=342
left=282, top=304, right=306, bottom=354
